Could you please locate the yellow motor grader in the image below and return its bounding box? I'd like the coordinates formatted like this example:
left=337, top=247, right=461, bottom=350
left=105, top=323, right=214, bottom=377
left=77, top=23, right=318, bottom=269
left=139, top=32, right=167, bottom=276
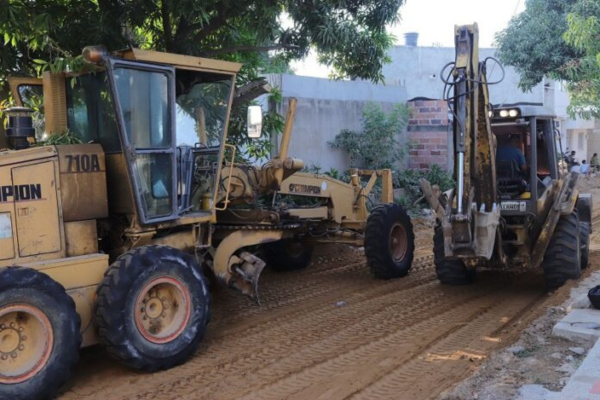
left=0, top=46, right=414, bottom=399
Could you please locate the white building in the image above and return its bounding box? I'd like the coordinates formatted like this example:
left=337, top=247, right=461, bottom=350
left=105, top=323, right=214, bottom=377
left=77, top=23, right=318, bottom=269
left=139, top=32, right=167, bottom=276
left=383, top=35, right=597, bottom=163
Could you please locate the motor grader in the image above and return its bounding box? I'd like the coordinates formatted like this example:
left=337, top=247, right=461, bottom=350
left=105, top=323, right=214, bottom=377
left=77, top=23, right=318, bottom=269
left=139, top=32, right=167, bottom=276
left=420, top=23, right=592, bottom=288
left=0, top=46, right=414, bottom=399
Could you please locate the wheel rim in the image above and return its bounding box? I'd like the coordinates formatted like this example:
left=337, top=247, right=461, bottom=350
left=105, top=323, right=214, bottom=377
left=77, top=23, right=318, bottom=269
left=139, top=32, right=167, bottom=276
left=135, top=276, right=191, bottom=344
left=0, top=304, right=54, bottom=384
left=284, top=240, right=305, bottom=258
left=390, top=223, right=408, bottom=262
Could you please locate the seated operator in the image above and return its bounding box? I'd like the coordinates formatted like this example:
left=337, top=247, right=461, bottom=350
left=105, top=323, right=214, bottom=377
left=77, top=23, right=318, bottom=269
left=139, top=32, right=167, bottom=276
left=496, top=135, right=527, bottom=174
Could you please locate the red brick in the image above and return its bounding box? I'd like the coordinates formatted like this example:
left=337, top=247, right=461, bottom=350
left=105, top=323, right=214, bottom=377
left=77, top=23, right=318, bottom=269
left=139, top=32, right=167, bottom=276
left=436, top=144, right=448, bottom=150
left=431, top=119, right=442, bottom=125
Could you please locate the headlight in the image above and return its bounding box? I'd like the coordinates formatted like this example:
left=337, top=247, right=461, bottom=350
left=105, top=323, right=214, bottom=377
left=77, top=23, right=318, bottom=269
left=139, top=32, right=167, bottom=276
left=488, top=110, right=494, bottom=118
left=509, top=109, right=519, bottom=117
left=499, top=110, right=509, bottom=118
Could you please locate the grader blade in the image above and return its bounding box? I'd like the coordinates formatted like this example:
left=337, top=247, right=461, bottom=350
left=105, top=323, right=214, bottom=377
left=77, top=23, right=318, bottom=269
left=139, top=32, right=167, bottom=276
left=227, top=251, right=266, bottom=304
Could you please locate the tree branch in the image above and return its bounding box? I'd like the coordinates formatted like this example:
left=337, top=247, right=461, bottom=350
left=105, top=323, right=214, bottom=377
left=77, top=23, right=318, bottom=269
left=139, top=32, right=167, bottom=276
left=161, top=0, right=173, bottom=50
left=203, top=44, right=297, bottom=56
left=193, top=3, right=230, bottom=42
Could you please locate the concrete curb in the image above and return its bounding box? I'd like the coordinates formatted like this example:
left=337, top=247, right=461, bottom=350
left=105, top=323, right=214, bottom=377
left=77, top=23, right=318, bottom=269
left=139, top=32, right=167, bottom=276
left=553, top=309, right=600, bottom=342
left=558, top=337, right=600, bottom=399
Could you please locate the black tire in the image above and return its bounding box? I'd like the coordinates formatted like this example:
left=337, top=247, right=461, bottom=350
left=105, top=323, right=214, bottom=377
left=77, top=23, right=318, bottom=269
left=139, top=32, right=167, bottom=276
left=433, top=223, right=475, bottom=285
left=580, top=221, right=590, bottom=270
left=263, top=239, right=313, bottom=272
left=0, top=267, right=81, bottom=400
left=365, top=204, right=415, bottom=279
left=94, top=245, right=211, bottom=371
left=542, top=213, right=581, bottom=290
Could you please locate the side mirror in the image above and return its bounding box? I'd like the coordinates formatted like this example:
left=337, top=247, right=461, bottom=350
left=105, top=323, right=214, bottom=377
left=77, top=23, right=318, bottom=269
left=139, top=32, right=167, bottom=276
left=247, top=106, right=263, bottom=138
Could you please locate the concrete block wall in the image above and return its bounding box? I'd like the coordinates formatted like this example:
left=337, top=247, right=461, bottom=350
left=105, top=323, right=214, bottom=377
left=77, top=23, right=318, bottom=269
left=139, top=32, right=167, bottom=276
left=407, top=99, right=450, bottom=170
left=267, top=74, right=408, bottom=172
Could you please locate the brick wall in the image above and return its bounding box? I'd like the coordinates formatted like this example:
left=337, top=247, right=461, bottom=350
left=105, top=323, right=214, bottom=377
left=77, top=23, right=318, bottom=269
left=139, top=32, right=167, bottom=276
left=407, top=99, right=450, bottom=171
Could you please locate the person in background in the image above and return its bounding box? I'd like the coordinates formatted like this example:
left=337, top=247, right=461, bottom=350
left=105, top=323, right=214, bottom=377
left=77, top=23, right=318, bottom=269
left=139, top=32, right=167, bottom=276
left=571, top=162, right=581, bottom=173
left=580, top=160, right=590, bottom=175
left=591, top=153, right=599, bottom=173
left=570, top=150, right=577, bottom=166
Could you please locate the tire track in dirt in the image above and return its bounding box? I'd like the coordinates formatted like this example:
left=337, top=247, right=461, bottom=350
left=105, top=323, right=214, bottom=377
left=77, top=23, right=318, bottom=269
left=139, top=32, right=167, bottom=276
left=210, top=255, right=434, bottom=335
left=350, top=279, right=547, bottom=399
left=128, top=276, right=503, bottom=399
left=59, top=223, right=558, bottom=400
left=61, top=264, right=440, bottom=399
left=227, top=275, right=541, bottom=400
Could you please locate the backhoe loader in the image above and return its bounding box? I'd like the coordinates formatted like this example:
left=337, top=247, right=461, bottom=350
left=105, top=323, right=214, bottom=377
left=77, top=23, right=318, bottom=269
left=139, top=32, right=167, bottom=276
left=421, top=24, right=592, bottom=288
left=0, top=46, right=414, bottom=399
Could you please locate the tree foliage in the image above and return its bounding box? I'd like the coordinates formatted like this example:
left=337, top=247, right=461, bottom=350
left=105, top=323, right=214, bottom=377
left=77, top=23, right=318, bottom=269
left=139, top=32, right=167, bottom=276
left=329, top=102, right=408, bottom=170
left=562, top=0, right=600, bottom=118
left=1, top=0, right=403, bottom=155
left=1, top=0, right=403, bottom=83
left=496, top=0, right=600, bottom=118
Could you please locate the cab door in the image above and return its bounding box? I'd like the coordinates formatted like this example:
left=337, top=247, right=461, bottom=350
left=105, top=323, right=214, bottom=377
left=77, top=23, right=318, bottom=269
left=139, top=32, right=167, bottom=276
left=106, top=60, right=178, bottom=224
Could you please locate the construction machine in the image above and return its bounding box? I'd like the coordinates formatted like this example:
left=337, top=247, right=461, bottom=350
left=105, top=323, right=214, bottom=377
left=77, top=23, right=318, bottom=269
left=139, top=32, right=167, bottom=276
left=420, top=24, right=592, bottom=288
left=0, top=46, right=414, bottom=399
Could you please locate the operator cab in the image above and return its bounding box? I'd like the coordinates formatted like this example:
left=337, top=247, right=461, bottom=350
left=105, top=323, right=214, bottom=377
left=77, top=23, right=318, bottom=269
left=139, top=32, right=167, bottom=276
left=8, top=47, right=262, bottom=229
left=491, top=105, right=560, bottom=214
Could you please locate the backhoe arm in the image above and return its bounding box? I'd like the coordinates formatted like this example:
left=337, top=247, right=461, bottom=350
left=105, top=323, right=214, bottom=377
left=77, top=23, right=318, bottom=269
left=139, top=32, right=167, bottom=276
left=421, top=23, right=499, bottom=262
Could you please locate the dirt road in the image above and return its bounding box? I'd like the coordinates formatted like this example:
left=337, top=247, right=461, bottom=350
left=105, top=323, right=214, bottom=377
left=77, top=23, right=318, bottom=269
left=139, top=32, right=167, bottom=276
left=57, top=217, right=588, bottom=400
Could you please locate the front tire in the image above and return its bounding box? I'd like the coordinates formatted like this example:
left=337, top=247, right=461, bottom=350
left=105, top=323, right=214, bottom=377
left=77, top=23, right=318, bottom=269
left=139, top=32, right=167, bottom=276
left=94, top=245, right=211, bottom=371
left=433, top=223, right=475, bottom=285
left=542, top=213, right=581, bottom=290
left=365, top=204, right=415, bottom=279
left=0, top=267, right=81, bottom=400
left=263, top=239, right=313, bottom=272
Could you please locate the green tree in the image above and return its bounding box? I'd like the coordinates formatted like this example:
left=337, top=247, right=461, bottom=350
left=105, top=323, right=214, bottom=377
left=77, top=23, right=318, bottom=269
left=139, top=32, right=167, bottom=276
left=496, top=0, right=600, bottom=118
left=496, top=0, right=579, bottom=91
left=1, top=0, right=404, bottom=156
left=329, top=102, right=409, bottom=170
left=1, top=0, right=404, bottom=82
left=562, top=0, right=600, bottom=118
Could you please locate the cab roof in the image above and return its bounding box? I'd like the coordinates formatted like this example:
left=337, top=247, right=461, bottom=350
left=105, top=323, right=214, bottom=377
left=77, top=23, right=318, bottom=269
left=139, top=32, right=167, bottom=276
left=117, top=48, right=242, bottom=75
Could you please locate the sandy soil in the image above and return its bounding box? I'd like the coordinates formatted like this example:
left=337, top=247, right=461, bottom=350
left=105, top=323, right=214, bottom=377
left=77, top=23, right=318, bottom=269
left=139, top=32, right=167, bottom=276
left=441, top=177, right=600, bottom=400
left=55, top=179, right=599, bottom=400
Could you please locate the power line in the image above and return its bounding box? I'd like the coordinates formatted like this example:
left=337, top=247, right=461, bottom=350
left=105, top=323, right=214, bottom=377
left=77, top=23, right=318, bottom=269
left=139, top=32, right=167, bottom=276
left=513, top=0, right=522, bottom=17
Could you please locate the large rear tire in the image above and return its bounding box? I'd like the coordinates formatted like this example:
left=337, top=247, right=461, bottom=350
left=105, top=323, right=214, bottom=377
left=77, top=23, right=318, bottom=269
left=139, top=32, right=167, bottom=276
left=542, top=213, right=581, bottom=290
left=365, top=204, right=415, bottom=279
left=263, top=239, right=313, bottom=272
left=580, top=221, right=590, bottom=270
left=94, top=245, right=211, bottom=371
left=433, top=223, right=475, bottom=285
left=0, top=267, right=81, bottom=400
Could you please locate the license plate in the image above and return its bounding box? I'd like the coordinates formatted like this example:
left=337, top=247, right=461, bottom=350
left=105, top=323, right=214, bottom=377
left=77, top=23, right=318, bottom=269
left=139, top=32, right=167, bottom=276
left=501, top=201, right=526, bottom=212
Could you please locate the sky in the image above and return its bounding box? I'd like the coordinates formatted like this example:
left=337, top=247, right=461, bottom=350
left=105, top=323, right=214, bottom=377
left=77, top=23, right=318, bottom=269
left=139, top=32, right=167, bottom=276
left=291, top=0, right=526, bottom=78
